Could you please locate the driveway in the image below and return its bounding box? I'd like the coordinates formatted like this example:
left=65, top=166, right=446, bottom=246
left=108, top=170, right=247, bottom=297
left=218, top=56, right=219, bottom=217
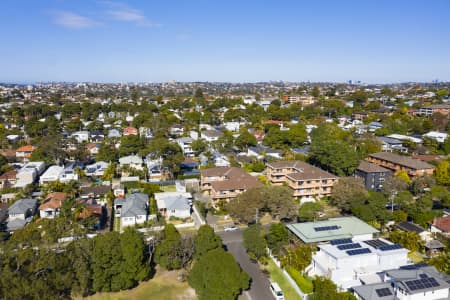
left=219, top=229, right=273, bottom=300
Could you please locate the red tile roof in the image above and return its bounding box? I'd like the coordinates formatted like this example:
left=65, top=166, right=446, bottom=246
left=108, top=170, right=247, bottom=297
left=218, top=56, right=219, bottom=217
left=432, top=216, right=450, bottom=233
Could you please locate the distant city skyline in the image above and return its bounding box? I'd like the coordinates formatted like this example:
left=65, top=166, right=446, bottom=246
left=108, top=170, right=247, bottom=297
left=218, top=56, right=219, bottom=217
left=1, top=0, right=450, bottom=83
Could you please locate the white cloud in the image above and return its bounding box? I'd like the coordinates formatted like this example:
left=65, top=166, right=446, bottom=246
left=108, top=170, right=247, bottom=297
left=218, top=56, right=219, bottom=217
left=100, top=1, right=160, bottom=27
left=51, top=11, right=101, bottom=29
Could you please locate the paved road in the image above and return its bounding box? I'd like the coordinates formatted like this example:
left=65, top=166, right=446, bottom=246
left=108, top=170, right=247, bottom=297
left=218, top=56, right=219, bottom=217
left=219, top=229, right=274, bottom=300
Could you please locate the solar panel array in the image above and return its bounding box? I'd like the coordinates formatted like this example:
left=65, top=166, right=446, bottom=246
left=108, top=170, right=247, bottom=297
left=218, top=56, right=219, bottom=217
left=346, top=248, right=371, bottom=256
left=375, top=288, right=392, bottom=297
left=404, top=277, right=440, bottom=291
left=363, top=239, right=388, bottom=248
left=330, top=238, right=353, bottom=245
left=379, top=244, right=402, bottom=251
left=337, top=243, right=361, bottom=250
left=314, top=225, right=340, bottom=232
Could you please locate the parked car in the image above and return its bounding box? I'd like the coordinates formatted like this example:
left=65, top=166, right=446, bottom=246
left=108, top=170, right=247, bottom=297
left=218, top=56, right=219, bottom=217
left=224, top=225, right=238, bottom=232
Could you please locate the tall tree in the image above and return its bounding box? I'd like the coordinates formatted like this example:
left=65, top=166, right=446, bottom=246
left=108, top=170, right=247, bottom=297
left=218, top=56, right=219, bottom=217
left=154, top=224, right=183, bottom=270
left=266, top=223, right=289, bottom=256
left=188, top=248, right=250, bottom=300
left=193, top=225, right=223, bottom=259
left=243, top=224, right=267, bottom=260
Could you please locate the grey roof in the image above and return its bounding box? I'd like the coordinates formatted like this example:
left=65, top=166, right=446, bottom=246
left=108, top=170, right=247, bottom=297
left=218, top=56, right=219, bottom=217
left=154, top=192, right=191, bottom=211
left=352, top=282, right=394, bottom=300
left=7, top=218, right=27, bottom=231
left=424, top=239, right=445, bottom=250
left=396, top=221, right=425, bottom=233
left=8, top=198, right=37, bottom=215
left=377, top=136, right=403, bottom=145
left=357, top=161, right=391, bottom=174
left=121, top=193, right=148, bottom=218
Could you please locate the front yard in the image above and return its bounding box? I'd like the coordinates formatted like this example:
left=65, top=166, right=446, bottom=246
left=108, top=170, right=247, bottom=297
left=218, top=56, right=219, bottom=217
left=263, top=260, right=302, bottom=300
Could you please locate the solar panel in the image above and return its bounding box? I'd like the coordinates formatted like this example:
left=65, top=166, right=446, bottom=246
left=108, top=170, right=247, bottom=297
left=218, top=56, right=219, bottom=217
left=379, top=244, right=402, bottom=251
left=419, top=274, right=428, bottom=279
left=375, top=288, right=392, bottom=297
left=363, top=239, right=388, bottom=248
left=337, top=243, right=361, bottom=250
left=405, top=277, right=440, bottom=291
left=346, top=248, right=371, bottom=256
left=330, top=238, right=353, bottom=245
left=314, top=225, right=340, bottom=232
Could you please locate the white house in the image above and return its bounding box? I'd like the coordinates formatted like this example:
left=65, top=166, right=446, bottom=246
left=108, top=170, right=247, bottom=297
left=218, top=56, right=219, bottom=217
left=154, top=192, right=192, bottom=219
left=119, top=155, right=143, bottom=170
left=14, top=161, right=46, bottom=188
left=71, top=131, right=90, bottom=143
left=201, top=130, right=223, bottom=142
left=114, top=193, right=148, bottom=229
left=423, top=131, right=448, bottom=143
left=85, top=161, right=109, bottom=177
left=177, top=137, right=195, bottom=157
left=310, top=238, right=409, bottom=290
left=40, top=166, right=64, bottom=185
left=224, top=122, right=241, bottom=132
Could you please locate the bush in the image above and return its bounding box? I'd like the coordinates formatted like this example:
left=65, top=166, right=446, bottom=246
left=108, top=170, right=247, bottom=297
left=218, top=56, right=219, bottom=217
left=285, top=266, right=313, bottom=293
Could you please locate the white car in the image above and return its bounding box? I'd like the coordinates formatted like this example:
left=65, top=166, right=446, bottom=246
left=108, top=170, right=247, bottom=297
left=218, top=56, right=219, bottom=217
left=224, top=226, right=238, bottom=232
left=270, top=282, right=284, bottom=300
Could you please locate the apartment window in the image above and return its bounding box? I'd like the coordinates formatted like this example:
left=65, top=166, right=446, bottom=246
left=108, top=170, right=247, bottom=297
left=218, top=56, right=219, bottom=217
left=307, top=180, right=311, bottom=184
left=298, top=181, right=303, bottom=185
left=322, top=180, right=327, bottom=184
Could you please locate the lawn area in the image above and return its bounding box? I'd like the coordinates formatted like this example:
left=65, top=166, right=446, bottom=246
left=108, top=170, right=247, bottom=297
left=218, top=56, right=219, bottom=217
left=264, top=260, right=301, bottom=300
left=79, top=267, right=196, bottom=300
left=160, top=185, right=177, bottom=192
left=408, top=251, right=424, bottom=264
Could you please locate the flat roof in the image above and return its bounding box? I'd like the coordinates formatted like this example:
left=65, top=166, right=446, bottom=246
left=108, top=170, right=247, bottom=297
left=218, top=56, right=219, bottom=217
left=286, top=216, right=379, bottom=243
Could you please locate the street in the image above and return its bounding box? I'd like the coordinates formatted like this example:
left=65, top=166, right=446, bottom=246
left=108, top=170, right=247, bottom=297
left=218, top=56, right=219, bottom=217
left=219, top=229, right=274, bottom=300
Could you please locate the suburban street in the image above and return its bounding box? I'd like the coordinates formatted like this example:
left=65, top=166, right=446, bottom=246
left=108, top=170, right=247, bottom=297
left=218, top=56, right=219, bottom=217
left=219, top=229, right=274, bottom=300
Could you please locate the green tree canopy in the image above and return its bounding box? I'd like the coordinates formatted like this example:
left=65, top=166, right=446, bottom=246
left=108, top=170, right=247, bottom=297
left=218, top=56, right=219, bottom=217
left=193, top=225, right=223, bottom=259
left=243, top=224, right=267, bottom=260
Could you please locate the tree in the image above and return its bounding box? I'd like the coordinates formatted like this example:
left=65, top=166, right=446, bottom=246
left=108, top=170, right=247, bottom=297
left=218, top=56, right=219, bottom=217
left=243, top=224, right=267, bottom=260
left=435, top=159, right=450, bottom=186
left=389, top=230, right=423, bottom=252
left=330, top=177, right=368, bottom=212
left=227, top=186, right=297, bottom=223
left=309, top=276, right=356, bottom=300
left=119, top=135, right=144, bottom=156
left=119, top=228, right=150, bottom=288
left=96, top=143, right=119, bottom=162
left=298, top=201, right=323, bottom=222
left=395, top=170, right=412, bottom=185
left=266, top=223, right=289, bottom=256
left=191, top=138, right=207, bottom=155
left=280, top=244, right=313, bottom=274
left=428, top=252, right=450, bottom=275
left=188, top=248, right=250, bottom=300
left=154, top=224, right=183, bottom=270
left=194, top=225, right=222, bottom=259
left=235, top=131, right=257, bottom=150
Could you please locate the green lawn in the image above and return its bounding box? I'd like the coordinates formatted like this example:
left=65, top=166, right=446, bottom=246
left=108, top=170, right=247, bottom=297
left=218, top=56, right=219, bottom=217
left=285, top=266, right=313, bottom=294
left=79, top=267, right=196, bottom=300
left=264, top=260, right=301, bottom=300
left=408, top=251, right=424, bottom=263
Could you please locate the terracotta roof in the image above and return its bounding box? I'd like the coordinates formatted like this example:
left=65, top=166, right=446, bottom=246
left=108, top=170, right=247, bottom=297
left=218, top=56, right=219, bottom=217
left=0, top=170, right=17, bottom=180
left=357, top=161, right=391, bottom=173
left=16, top=145, right=36, bottom=152
left=81, top=185, right=111, bottom=196
left=411, top=154, right=442, bottom=162
left=368, top=152, right=435, bottom=171
left=79, top=205, right=103, bottom=219
left=39, top=192, right=68, bottom=210
left=432, top=216, right=450, bottom=233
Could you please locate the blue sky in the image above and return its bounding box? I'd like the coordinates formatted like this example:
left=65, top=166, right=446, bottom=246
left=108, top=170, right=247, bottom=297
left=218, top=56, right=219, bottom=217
left=1, top=0, right=450, bottom=83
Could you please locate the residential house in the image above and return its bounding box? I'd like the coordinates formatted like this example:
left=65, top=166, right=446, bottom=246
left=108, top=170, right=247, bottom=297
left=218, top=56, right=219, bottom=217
left=180, top=159, right=200, bottom=176
left=15, top=145, right=36, bottom=162
left=154, top=192, right=192, bottom=219
left=59, top=162, right=81, bottom=182
left=396, top=221, right=432, bottom=241
left=310, top=237, right=409, bottom=290
left=39, top=165, right=64, bottom=185
left=265, top=160, right=338, bottom=199
left=367, top=152, right=435, bottom=177
left=283, top=95, right=316, bottom=106
left=169, top=124, right=184, bottom=136
left=355, top=161, right=391, bottom=191
left=430, top=216, right=450, bottom=236
left=71, top=131, right=90, bottom=143
left=176, top=137, right=195, bottom=157
left=86, top=143, right=101, bottom=155
left=78, top=205, right=105, bottom=229
left=145, top=157, right=167, bottom=182
left=286, top=216, right=379, bottom=244
left=39, top=192, right=68, bottom=219
left=212, top=152, right=230, bottom=167
left=0, top=170, right=17, bottom=189
left=377, top=136, right=408, bottom=153
left=119, top=155, right=143, bottom=170
left=139, top=127, right=153, bottom=139
left=114, top=193, right=148, bottom=229
left=90, top=130, right=105, bottom=142
left=80, top=185, right=111, bottom=205
left=107, top=128, right=122, bottom=139
left=85, top=161, right=109, bottom=177
left=423, top=131, right=448, bottom=143
left=8, top=198, right=37, bottom=221
left=14, top=161, right=46, bottom=188
left=201, top=130, right=223, bottom=142
left=419, top=104, right=450, bottom=116
left=123, top=127, right=138, bottom=136
left=247, top=145, right=283, bottom=160
left=200, top=167, right=263, bottom=203
left=353, top=264, right=450, bottom=300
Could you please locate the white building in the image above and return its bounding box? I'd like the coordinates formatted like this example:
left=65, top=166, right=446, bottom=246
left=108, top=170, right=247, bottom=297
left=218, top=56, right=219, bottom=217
left=85, top=161, right=109, bottom=177
left=114, top=193, right=149, bottom=229
left=154, top=192, right=192, bottom=219
left=423, top=131, right=448, bottom=143
left=71, top=131, right=90, bottom=143
left=119, top=155, right=143, bottom=170
left=14, top=161, right=46, bottom=188
left=310, top=238, right=409, bottom=290
left=40, top=166, right=64, bottom=185
left=176, top=137, right=195, bottom=157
